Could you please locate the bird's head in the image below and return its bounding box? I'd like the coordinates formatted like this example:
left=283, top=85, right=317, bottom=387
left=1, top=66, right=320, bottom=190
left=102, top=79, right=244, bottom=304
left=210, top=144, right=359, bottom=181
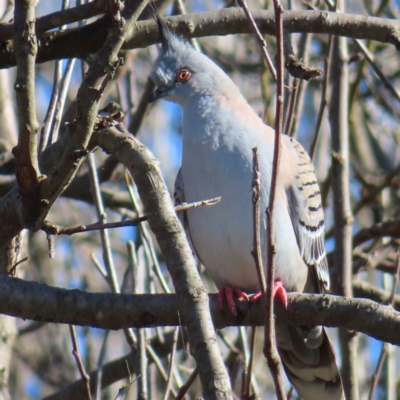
left=148, top=15, right=237, bottom=106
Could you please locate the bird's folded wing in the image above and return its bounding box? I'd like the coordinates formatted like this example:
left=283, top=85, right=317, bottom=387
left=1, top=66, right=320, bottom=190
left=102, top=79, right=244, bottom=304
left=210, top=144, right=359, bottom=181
left=286, top=137, right=330, bottom=293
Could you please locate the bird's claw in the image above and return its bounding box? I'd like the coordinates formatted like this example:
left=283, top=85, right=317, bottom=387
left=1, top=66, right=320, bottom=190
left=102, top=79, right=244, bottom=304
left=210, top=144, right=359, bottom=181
left=217, top=286, right=249, bottom=316
left=273, top=280, right=288, bottom=308
left=249, top=281, right=288, bottom=308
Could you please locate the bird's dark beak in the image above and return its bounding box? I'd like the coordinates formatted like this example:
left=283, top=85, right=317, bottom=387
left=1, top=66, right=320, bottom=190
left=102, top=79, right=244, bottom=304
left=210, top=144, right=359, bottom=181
left=148, top=86, right=169, bottom=103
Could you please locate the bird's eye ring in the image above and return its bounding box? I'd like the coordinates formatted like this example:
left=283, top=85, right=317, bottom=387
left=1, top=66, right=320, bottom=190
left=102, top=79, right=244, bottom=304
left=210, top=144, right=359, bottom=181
left=177, top=68, right=192, bottom=82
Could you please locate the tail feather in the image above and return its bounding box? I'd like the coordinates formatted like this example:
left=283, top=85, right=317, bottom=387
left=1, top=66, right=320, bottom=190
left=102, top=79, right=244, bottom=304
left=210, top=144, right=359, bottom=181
left=276, top=325, right=344, bottom=400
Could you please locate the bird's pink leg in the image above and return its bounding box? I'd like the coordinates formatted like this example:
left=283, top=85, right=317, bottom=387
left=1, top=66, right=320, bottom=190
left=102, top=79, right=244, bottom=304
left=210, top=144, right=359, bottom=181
left=249, top=280, right=288, bottom=308
left=217, top=286, right=249, bottom=316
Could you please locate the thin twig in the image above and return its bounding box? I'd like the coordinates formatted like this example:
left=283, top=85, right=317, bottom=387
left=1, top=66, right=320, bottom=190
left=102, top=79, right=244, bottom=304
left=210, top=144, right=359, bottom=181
left=244, top=327, right=257, bottom=399
left=137, top=328, right=148, bottom=400
left=69, top=325, right=92, bottom=400
left=41, top=193, right=221, bottom=236
left=263, top=1, right=286, bottom=399
left=127, top=240, right=148, bottom=400
left=237, top=0, right=277, bottom=82
left=309, top=35, right=333, bottom=160
left=95, top=330, right=109, bottom=400
left=128, top=77, right=155, bottom=134
left=283, top=78, right=298, bottom=135
left=367, top=343, right=387, bottom=400
left=87, top=152, right=121, bottom=291
left=353, top=217, right=400, bottom=247
left=288, top=32, right=312, bottom=137
left=90, top=252, right=108, bottom=281
left=175, top=367, right=199, bottom=400
left=367, top=249, right=400, bottom=400
left=40, top=58, right=62, bottom=151
left=125, top=168, right=172, bottom=294
left=113, top=362, right=138, bottom=400
left=251, top=147, right=266, bottom=293
left=8, top=256, right=28, bottom=276
left=50, top=58, right=76, bottom=144
left=39, top=0, right=70, bottom=152
left=87, top=150, right=138, bottom=348
left=352, top=163, right=400, bottom=215
left=352, top=38, right=400, bottom=103
left=162, top=327, right=180, bottom=400
left=146, top=344, right=178, bottom=397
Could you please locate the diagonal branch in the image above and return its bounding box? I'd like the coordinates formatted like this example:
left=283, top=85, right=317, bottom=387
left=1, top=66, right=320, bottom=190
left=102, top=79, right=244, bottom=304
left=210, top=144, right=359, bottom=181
left=94, top=126, right=233, bottom=400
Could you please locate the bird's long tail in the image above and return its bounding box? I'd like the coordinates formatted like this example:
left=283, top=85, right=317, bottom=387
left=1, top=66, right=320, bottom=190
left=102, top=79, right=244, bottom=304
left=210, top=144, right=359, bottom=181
left=276, top=324, right=345, bottom=400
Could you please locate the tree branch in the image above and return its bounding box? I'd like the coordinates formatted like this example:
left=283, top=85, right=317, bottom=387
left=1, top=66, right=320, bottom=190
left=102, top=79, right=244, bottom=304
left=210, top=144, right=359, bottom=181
left=13, top=0, right=42, bottom=197
left=263, top=1, right=286, bottom=398
left=353, top=218, right=400, bottom=247
left=1, top=9, right=399, bottom=69
left=1, top=275, right=400, bottom=346
left=328, top=1, right=358, bottom=396
left=94, top=126, right=233, bottom=399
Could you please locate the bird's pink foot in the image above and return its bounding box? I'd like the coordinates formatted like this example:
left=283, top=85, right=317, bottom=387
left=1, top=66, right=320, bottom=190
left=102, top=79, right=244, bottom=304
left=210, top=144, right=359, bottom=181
left=273, top=280, right=287, bottom=308
left=218, top=286, right=249, bottom=316
left=249, top=280, right=287, bottom=308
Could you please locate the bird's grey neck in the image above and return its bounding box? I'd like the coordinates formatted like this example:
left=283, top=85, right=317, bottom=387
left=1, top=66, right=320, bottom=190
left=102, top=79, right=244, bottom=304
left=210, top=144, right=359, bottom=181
left=181, top=95, right=223, bottom=136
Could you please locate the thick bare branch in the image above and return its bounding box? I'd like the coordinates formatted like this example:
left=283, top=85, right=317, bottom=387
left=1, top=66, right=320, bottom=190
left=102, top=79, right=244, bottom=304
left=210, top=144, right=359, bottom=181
left=1, top=275, right=400, bottom=346
left=13, top=0, right=42, bottom=197
left=0, top=9, right=399, bottom=69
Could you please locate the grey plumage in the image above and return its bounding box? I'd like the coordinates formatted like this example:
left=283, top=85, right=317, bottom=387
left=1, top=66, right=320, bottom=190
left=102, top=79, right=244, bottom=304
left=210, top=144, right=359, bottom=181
left=149, top=14, right=344, bottom=400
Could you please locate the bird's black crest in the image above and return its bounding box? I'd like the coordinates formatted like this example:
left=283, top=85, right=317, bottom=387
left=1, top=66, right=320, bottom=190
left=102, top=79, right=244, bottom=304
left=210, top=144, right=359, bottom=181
left=149, top=2, right=177, bottom=51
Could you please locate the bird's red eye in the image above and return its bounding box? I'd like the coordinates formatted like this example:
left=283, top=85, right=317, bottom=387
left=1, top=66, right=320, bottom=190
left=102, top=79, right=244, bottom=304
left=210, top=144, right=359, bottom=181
left=177, top=69, right=192, bottom=82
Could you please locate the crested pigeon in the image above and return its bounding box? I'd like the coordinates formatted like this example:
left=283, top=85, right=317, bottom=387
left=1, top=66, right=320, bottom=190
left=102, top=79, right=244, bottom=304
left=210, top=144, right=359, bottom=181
left=148, top=14, right=344, bottom=400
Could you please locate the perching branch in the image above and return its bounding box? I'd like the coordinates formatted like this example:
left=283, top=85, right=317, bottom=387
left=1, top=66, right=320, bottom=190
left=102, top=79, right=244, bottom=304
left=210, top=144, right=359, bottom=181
left=1, top=275, right=400, bottom=346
